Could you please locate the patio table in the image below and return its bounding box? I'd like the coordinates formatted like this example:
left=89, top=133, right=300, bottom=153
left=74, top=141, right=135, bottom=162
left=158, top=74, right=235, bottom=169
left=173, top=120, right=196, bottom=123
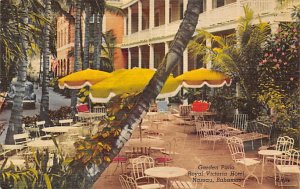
left=126, top=138, right=165, bottom=147
left=27, top=139, right=55, bottom=149
left=190, top=111, right=216, bottom=120
left=77, top=112, right=105, bottom=119
left=42, top=126, right=80, bottom=133
left=4, top=159, right=26, bottom=168
left=145, top=166, right=188, bottom=188
left=2, top=145, right=24, bottom=151
left=258, top=149, right=282, bottom=184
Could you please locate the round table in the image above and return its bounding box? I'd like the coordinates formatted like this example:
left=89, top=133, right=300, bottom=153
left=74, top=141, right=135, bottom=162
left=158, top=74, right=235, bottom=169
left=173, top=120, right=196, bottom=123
left=145, top=166, right=187, bottom=188
left=27, top=139, right=56, bottom=149
left=145, top=167, right=188, bottom=178
left=5, top=159, right=26, bottom=168
left=126, top=138, right=165, bottom=147
left=258, top=150, right=282, bottom=184
left=42, top=126, right=79, bottom=133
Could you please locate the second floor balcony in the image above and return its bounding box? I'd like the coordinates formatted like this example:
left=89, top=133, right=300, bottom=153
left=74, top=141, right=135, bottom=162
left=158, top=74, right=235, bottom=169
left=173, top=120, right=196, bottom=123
left=122, top=0, right=299, bottom=48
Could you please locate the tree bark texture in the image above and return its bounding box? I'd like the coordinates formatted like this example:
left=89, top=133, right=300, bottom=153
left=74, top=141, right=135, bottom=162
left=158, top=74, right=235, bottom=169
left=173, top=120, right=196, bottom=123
left=83, top=0, right=202, bottom=186
left=92, top=11, right=103, bottom=70
left=83, top=4, right=91, bottom=70
left=40, top=0, right=51, bottom=124
left=71, top=0, right=82, bottom=112
left=74, top=0, right=82, bottom=72
left=6, top=3, right=28, bottom=144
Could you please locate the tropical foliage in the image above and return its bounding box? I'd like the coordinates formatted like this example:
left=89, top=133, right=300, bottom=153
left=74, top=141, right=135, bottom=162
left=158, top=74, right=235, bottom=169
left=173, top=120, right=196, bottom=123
left=188, top=6, right=271, bottom=119
left=258, top=20, right=300, bottom=138
left=1, top=0, right=203, bottom=187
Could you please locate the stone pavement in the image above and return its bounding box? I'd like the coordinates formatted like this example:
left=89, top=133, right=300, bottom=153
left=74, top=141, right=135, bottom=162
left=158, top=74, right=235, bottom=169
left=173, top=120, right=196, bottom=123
left=92, top=116, right=281, bottom=189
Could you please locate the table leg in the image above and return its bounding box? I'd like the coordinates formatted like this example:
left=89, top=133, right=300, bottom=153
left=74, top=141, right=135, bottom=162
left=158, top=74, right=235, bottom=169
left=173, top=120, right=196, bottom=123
left=166, top=178, right=169, bottom=189
left=274, top=155, right=277, bottom=186
left=261, top=156, right=265, bottom=184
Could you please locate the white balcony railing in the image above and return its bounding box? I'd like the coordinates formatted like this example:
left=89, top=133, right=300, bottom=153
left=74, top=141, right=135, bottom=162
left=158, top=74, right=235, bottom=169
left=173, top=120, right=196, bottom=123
left=122, top=0, right=299, bottom=47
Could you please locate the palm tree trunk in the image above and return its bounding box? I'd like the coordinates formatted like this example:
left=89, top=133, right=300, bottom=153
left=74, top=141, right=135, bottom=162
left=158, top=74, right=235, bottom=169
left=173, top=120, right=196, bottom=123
left=83, top=4, right=91, bottom=70
left=40, top=0, right=51, bottom=124
left=6, top=4, right=29, bottom=144
left=71, top=0, right=82, bottom=114
left=82, top=0, right=202, bottom=186
left=93, top=13, right=103, bottom=70
left=80, top=7, right=84, bottom=69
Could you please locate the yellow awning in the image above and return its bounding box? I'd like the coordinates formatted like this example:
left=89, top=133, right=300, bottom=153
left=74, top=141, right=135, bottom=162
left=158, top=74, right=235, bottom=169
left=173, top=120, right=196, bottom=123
left=58, top=69, right=111, bottom=89
left=176, top=68, right=231, bottom=88
left=89, top=68, right=181, bottom=103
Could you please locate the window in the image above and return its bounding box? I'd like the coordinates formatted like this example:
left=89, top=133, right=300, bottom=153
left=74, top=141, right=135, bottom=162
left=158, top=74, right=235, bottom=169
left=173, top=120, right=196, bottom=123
left=155, top=11, right=159, bottom=27
left=169, top=7, right=172, bottom=22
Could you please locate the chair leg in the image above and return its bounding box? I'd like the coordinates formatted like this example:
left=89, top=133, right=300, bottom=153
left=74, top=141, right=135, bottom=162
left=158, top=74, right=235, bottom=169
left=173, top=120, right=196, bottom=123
left=241, top=164, right=259, bottom=187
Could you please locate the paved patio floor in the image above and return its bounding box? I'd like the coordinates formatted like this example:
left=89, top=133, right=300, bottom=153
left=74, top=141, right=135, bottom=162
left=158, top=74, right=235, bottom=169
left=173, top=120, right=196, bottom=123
left=92, top=115, right=287, bottom=189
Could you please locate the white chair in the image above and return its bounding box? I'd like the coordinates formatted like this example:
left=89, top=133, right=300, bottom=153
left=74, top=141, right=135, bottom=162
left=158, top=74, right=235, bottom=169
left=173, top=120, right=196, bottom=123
left=266, top=136, right=294, bottom=167
left=58, top=119, right=73, bottom=126
left=275, top=149, right=300, bottom=188
left=13, top=133, right=30, bottom=145
left=196, top=121, right=223, bottom=150
left=131, top=156, right=164, bottom=189
left=36, top=121, right=51, bottom=139
left=119, top=174, right=137, bottom=189
left=232, top=114, right=248, bottom=131
left=93, top=106, right=107, bottom=114
left=276, top=136, right=294, bottom=152
left=1, top=133, right=29, bottom=155
left=226, top=136, right=260, bottom=187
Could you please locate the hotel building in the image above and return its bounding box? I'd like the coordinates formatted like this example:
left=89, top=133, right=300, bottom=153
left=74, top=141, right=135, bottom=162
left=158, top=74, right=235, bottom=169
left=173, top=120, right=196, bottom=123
left=54, top=0, right=299, bottom=77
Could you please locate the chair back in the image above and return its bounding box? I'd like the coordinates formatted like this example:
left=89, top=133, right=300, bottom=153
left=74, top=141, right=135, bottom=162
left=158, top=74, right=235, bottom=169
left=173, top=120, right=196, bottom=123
left=131, top=156, right=155, bottom=179
left=233, top=114, right=248, bottom=131
left=36, top=121, right=45, bottom=128
left=195, top=121, right=215, bottom=137
left=13, top=133, right=30, bottom=145
left=276, top=149, right=300, bottom=166
left=179, top=105, right=192, bottom=116
left=22, top=124, right=29, bottom=133
left=58, top=119, right=73, bottom=126
left=276, top=136, right=294, bottom=152
left=119, top=174, right=136, bottom=189
left=93, top=106, right=106, bottom=114
left=226, top=136, right=245, bottom=162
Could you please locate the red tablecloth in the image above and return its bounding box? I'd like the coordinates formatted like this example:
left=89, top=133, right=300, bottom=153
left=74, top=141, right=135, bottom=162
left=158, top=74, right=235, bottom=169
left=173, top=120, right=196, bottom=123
left=192, top=101, right=210, bottom=112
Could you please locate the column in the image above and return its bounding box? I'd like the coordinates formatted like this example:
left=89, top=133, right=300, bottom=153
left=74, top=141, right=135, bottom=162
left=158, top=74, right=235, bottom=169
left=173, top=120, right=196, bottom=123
left=207, top=0, right=213, bottom=11
left=138, top=0, right=142, bottom=31
left=123, top=16, right=127, bottom=35
left=183, top=49, right=188, bottom=72
left=165, top=0, right=170, bottom=25
left=182, top=49, right=188, bottom=105
left=128, top=48, right=131, bottom=69
left=183, top=0, right=188, bottom=14
left=164, top=42, right=169, bottom=54
left=128, top=7, right=132, bottom=35
left=149, top=0, right=154, bottom=29
left=138, top=46, right=142, bottom=68
left=206, top=37, right=212, bottom=69
left=149, top=44, right=154, bottom=69
left=165, top=42, right=170, bottom=103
